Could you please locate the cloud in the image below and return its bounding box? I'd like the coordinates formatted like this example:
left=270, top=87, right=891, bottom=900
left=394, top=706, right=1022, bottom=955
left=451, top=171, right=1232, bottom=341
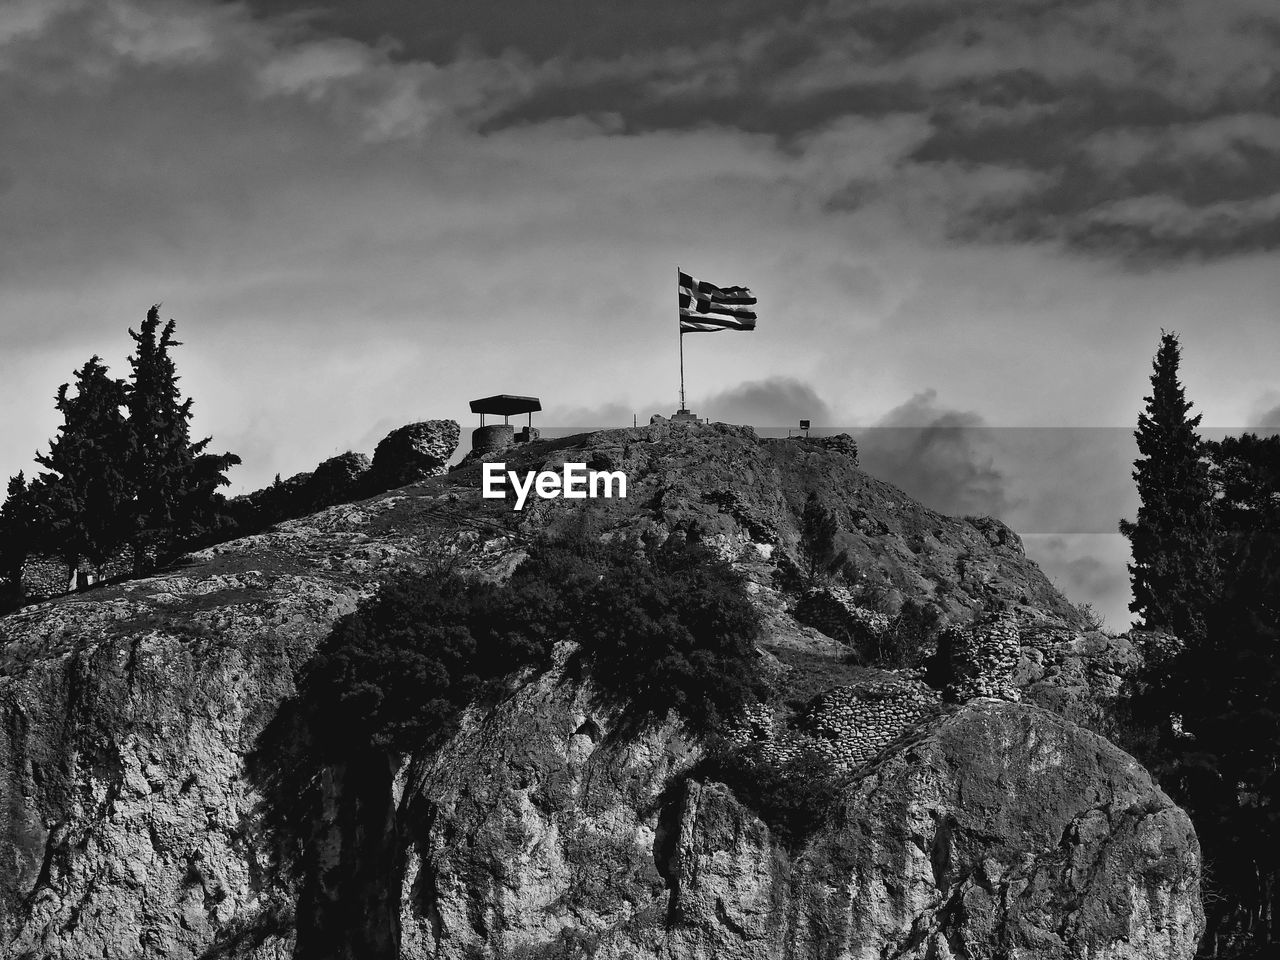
left=2, top=0, right=1278, bottom=500
left=1249, top=394, right=1280, bottom=434
left=540, top=401, right=644, bottom=429
left=1021, top=533, right=1135, bottom=629
left=543, top=378, right=833, bottom=432
left=855, top=390, right=1015, bottom=519
left=699, top=377, right=833, bottom=427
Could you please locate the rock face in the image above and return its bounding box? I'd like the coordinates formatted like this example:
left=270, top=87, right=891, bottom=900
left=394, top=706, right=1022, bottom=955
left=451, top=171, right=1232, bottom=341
left=371, top=421, right=460, bottom=487
left=647, top=702, right=1201, bottom=960
left=397, top=677, right=1200, bottom=960
left=0, top=422, right=1202, bottom=958
left=310, top=451, right=372, bottom=502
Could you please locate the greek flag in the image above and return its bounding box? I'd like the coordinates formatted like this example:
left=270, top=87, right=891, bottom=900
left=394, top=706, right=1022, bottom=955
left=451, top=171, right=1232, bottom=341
left=678, top=270, right=757, bottom=332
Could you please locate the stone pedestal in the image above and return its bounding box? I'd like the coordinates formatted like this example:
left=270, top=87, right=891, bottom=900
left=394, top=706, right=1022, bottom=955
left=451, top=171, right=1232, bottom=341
left=671, top=408, right=700, bottom=423
left=471, top=423, right=515, bottom=456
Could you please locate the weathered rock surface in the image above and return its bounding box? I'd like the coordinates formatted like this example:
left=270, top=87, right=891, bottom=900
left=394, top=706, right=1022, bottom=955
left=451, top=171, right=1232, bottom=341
left=0, top=422, right=1201, bottom=958
left=648, top=702, right=1201, bottom=960
left=371, top=420, right=460, bottom=488
left=396, top=675, right=1200, bottom=960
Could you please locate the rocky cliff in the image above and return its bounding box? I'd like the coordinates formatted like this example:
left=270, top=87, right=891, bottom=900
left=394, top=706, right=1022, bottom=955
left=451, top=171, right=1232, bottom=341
left=0, top=421, right=1202, bottom=958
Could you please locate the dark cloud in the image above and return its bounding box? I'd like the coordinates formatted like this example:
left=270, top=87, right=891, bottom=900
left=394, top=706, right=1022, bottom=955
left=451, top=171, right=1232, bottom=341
left=855, top=390, right=1014, bottom=519
left=1047, top=543, right=1120, bottom=602
left=542, top=379, right=832, bottom=433
left=699, top=377, right=833, bottom=427
left=1250, top=400, right=1280, bottom=434
left=231, top=0, right=1280, bottom=263
left=238, top=0, right=804, bottom=63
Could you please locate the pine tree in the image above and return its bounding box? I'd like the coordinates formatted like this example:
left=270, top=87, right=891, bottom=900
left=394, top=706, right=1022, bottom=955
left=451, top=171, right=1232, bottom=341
left=126, top=306, right=240, bottom=569
left=33, top=357, right=134, bottom=577
left=799, top=491, right=846, bottom=583
left=1127, top=434, right=1280, bottom=957
left=1119, top=332, right=1219, bottom=640
left=0, top=472, right=35, bottom=599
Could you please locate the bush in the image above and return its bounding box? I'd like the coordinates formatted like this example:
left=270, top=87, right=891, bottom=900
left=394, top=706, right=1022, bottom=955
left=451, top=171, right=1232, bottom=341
left=296, top=532, right=766, bottom=758
left=869, top=598, right=942, bottom=667
left=579, top=536, right=767, bottom=735
left=303, top=573, right=488, bottom=757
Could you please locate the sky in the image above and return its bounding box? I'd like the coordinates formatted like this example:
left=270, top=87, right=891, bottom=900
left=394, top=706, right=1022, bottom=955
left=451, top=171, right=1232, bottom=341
left=2, top=0, right=1278, bottom=627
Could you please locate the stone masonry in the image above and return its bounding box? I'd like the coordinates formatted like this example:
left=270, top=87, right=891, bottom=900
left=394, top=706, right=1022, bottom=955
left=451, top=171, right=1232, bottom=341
left=937, top=611, right=1021, bottom=703
left=731, top=612, right=1026, bottom=776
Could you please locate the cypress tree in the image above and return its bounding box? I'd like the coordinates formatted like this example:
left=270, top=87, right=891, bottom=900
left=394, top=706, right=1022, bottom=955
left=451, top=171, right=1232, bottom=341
left=126, top=306, right=239, bottom=569
left=0, top=472, right=35, bottom=600
left=799, top=491, right=845, bottom=582
left=1119, top=331, right=1219, bottom=640
left=33, top=357, right=134, bottom=578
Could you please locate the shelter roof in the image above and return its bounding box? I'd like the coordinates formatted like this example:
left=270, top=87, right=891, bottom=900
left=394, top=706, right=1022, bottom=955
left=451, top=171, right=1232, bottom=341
left=469, top=395, right=542, bottom=416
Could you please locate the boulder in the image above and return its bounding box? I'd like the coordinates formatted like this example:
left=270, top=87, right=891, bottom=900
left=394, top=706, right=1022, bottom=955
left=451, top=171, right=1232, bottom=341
left=370, top=420, right=460, bottom=489
left=643, top=701, right=1203, bottom=960
left=400, top=674, right=1202, bottom=960
left=308, top=451, right=371, bottom=507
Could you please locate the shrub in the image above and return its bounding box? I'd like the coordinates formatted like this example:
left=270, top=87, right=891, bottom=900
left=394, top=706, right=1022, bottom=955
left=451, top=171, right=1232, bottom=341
left=297, top=532, right=767, bottom=757
left=579, top=536, right=767, bottom=735
left=303, top=573, right=487, bottom=757
left=799, top=492, right=848, bottom=583
left=869, top=598, right=942, bottom=667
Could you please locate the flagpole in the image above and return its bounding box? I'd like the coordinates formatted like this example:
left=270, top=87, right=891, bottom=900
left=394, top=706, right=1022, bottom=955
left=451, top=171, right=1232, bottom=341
left=677, top=266, right=686, bottom=411
left=679, top=331, right=685, bottom=411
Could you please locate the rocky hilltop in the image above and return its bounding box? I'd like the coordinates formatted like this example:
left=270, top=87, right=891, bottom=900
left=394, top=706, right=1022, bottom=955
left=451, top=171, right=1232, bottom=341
left=0, top=421, right=1202, bottom=958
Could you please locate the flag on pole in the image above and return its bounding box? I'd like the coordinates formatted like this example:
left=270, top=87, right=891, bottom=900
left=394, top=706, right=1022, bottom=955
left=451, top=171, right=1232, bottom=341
left=678, top=270, right=757, bottom=332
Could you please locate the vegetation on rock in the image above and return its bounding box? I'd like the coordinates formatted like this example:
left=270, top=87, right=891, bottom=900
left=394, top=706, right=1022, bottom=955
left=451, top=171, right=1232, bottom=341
left=123, top=307, right=241, bottom=569
left=1119, top=333, right=1280, bottom=960
left=1118, top=330, right=1219, bottom=640
left=0, top=307, right=239, bottom=602
left=286, top=532, right=765, bottom=766
left=798, top=491, right=847, bottom=583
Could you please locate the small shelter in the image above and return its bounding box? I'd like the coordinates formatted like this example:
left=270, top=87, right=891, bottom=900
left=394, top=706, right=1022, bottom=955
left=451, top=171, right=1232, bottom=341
left=469, top=394, right=542, bottom=455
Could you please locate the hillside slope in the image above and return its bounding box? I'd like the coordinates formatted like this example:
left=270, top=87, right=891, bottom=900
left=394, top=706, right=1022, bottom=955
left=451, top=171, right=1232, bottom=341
left=0, top=421, right=1199, bottom=959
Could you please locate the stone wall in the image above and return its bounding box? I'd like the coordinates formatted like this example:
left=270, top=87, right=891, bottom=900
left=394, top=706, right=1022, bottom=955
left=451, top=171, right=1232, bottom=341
left=937, top=611, right=1021, bottom=702
left=794, top=675, right=941, bottom=770
left=17, top=547, right=143, bottom=601
left=791, top=587, right=889, bottom=646
left=729, top=612, right=1034, bottom=776
left=729, top=674, right=942, bottom=774
left=786, top=433, right=859, bottom=460
left=17, top=555, right=75, bottom=598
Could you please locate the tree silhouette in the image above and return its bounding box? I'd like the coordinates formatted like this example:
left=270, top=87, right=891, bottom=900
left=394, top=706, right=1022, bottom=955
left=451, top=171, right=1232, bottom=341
left=0, top=472, right=35, bottom=601
left=1117, top=350, right=1280, bottom=958
left=799, top=491, right=846, bottom=583
left=1118, top=331, right=1219, bottom=641
left=33, top=357, right=133, bottom=577
left=125, top=305, right=240, bottom=569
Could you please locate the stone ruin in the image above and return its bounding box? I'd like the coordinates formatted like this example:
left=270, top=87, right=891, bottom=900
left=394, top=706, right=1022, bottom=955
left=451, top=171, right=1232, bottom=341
left=731, top=610, right=1025, bottom=775
left=792, top=586, right=890, bottom=646
left=18, top=546, right=144, bottom=600
left=729, top=674, right=941, bottom=774
left=936, top=610, right=1021, bottom=703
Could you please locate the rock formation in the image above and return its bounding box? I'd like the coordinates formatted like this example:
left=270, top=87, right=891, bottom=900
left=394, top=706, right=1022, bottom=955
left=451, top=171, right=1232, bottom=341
left=651, top=701, right=1201, bottom=960
left=371, top=420, right=460, bottom=488
left=0, top=421, right=1203, bottom=958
